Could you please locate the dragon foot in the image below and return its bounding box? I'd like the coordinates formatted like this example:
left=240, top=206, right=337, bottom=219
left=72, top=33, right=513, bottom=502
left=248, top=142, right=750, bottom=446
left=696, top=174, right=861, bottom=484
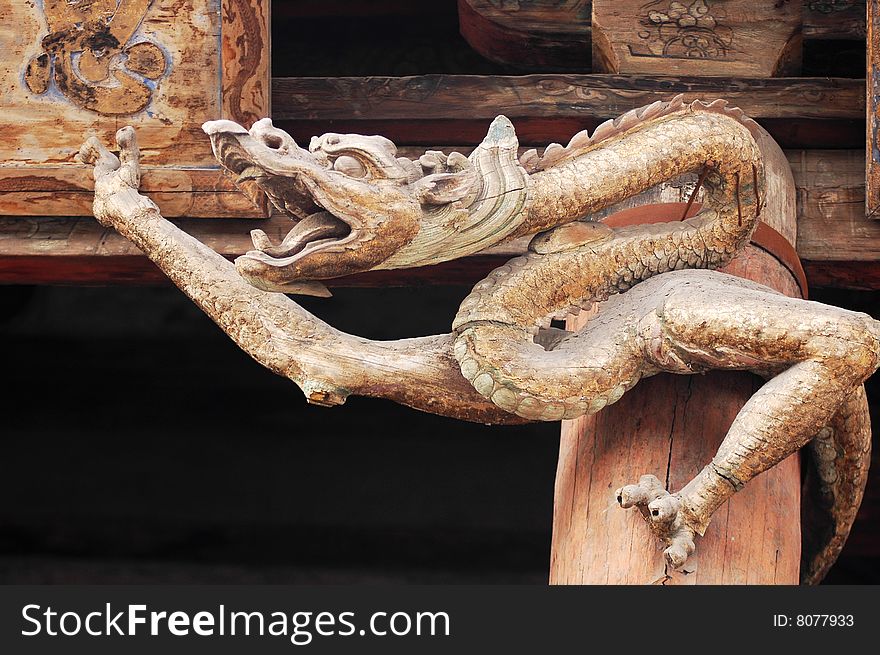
left=616, top=474, right=697, bottom=569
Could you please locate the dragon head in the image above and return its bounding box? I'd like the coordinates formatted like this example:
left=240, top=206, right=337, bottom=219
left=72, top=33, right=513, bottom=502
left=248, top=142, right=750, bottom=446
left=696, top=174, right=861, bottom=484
left=203, top=118, right=482, bottom=295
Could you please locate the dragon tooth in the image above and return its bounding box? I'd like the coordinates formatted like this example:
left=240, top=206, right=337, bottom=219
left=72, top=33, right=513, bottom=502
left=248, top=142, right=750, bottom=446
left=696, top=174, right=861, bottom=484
left=250, top=229, right=272, bottom=251
left=274, top=281, right=332, bottom=297
left=201, top=119, right=248, bottom=135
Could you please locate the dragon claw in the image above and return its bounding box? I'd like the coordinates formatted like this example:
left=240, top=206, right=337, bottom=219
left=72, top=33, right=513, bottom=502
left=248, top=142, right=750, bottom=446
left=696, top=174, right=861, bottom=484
left=615, top=474, right=698, bottom=570
left=615, top=474, right=667, bottom=508
left=647, top=494, right=681, bottom=524
left=664, top=532, right=696, bottom=569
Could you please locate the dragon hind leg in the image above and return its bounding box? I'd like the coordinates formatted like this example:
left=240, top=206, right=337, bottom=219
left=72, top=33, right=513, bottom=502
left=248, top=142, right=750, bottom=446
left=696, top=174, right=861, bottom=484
left=618, top=270, right=880, bottom=572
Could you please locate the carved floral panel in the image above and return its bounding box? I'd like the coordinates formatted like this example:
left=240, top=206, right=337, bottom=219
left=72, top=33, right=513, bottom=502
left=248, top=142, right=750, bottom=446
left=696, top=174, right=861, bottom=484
left=591, top=0, right=802, bottom=77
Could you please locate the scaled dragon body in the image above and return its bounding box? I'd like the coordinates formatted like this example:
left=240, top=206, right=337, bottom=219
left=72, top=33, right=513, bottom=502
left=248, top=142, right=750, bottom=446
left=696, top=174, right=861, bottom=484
left=82, top=96, right=879, bottom=583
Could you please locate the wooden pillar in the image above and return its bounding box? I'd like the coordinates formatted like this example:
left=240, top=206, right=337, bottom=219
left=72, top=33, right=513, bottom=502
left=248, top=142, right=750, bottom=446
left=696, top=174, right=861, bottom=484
left=551, top=130, right=805, bottom=584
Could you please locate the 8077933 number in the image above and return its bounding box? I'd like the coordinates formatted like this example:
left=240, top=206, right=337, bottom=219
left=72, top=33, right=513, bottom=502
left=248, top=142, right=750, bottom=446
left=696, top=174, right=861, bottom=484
left=773, top=615, right=854, bottom=627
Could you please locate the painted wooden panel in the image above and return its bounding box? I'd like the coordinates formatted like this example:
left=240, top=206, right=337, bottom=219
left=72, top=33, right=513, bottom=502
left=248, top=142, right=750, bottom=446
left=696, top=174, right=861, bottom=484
left=0, top=0, right=269, bottom=217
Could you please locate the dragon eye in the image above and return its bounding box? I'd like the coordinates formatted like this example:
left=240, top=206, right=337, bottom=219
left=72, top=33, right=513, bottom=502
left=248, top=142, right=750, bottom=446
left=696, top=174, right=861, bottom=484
left=333, top=155, right=366, bottom=178
left=261, top=133, right=283, bottom=150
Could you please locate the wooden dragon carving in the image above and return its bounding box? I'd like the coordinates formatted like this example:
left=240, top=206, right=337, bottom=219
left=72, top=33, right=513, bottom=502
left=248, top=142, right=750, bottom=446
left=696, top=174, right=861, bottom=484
left=80, top=96, right=879, bottom=584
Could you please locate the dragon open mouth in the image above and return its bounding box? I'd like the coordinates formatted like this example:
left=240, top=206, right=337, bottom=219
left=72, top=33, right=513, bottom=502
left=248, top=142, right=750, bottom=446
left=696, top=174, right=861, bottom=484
left=235, top=197, right=361, bottom=296
left=202, top=116, right=494, bottom=293
left=202, top=118, right=399, bottom=294
left=243, top=208, right=355, bottom=269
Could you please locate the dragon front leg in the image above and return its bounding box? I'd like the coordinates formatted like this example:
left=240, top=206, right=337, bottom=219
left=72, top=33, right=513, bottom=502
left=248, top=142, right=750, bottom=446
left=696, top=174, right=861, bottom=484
left=79, top=128, right=525, bottom=425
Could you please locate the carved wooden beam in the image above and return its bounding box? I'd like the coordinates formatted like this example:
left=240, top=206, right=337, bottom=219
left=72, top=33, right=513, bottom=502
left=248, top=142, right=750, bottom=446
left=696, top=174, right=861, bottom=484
left=2, top=149, right=875, bottom=288
left=271, top=75, right=862, bottom=121
left=270, top=74, right=863, bottom=149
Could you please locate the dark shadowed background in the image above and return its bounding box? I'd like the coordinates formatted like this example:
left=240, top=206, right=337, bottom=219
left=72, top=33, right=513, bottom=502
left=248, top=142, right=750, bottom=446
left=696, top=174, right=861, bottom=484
left=1, top=283, right=877, bottom=584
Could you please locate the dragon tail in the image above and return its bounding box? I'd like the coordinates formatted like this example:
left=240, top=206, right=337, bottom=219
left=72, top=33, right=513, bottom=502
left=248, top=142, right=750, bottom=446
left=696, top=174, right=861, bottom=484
left=801, top=385, right=873, bottom=584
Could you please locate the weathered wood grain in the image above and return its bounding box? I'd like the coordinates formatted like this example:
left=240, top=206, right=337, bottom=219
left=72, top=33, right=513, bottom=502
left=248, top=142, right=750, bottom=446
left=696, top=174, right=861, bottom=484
left=803, top=0, right=866, bottom=40
left=458, top=1, right=863, bottom=72
left=791, top=150, right=880, bottom=260
left=0, top=191, right=258, bottom=220
left=0, top=1, right=220, bottom=167
left=272, top=75, right=862, bottom=121
left=271, top=75, right=863, bottom=148
left=0, top=167, right=260, bottom=217
left=552, top=371, right=802, bottom=584
left=591, top=0, right=802, bottom=77
left=222, top=0, right=271, bottom=127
